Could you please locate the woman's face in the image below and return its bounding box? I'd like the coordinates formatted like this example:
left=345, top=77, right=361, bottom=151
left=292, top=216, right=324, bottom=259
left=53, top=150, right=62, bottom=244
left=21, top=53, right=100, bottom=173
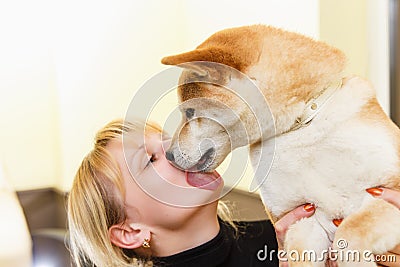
left=106, top=130, right=224, bottom=229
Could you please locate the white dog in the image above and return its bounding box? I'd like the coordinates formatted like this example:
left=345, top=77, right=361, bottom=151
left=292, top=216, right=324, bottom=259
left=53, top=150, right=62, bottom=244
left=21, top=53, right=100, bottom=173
left=162, top=25, right=400, bottom=266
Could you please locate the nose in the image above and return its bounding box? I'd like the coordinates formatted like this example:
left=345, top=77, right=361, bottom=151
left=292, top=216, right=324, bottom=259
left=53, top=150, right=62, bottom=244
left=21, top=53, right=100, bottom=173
left=165, top=151, right=175, bottom=162
left=203, top=147, right=215, bottom=159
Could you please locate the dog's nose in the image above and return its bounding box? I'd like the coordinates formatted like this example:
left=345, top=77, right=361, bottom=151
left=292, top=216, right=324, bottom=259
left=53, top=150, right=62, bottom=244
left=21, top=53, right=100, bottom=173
left=203, top=147, right=215, bottom=159
left=165, top=151, right=175, bottom=162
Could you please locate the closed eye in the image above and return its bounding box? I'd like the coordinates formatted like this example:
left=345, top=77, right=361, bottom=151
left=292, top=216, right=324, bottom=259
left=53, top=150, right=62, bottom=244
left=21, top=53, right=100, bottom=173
left=145, top=153, right=157, bottom=168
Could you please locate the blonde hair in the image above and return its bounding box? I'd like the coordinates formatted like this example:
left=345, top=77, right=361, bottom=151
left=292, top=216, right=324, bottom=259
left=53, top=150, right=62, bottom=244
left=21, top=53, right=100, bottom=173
left=68, top=119, right=158, bottom=267
left=67, top=119, right=234, bottom=267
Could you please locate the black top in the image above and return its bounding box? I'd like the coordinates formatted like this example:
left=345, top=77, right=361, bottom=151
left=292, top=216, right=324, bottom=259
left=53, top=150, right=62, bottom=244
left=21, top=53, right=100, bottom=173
left=151, top=219, right=279, bottom=267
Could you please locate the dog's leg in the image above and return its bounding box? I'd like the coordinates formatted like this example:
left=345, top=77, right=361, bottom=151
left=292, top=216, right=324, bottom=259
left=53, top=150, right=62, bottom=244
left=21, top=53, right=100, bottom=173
left=284, top=216, right=330, bottom=267
left=333, top=198, right=400, bottom=267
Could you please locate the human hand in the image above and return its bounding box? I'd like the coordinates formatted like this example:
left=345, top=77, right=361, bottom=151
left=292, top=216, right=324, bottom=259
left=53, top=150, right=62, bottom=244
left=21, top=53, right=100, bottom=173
left=375, top=244, right=400, bottom=267
left=274, top=188, right=400, bottom=267
left=274, top=203, right=315, bottom=267
left=366, top=187, right=400, bottom=267
left=273, top=202, right=356, bottom=267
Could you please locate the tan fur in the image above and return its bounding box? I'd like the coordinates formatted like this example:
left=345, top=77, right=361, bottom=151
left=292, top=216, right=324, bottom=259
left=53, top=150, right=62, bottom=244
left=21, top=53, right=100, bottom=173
left=162, top=25, right=265, bottom=71
left=162, top=25, right=400, bottom=266
left=163, top=25, right=347, bottom=136
left=333, top=199, right=400, bottom=266
left=163, top=25, right=346, bottom=101
left=357, top=99, right=400, bottom=190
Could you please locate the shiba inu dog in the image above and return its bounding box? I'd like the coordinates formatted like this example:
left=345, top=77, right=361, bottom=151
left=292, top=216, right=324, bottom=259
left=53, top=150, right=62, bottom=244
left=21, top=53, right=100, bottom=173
left=162, top=25, right=400, bottom=266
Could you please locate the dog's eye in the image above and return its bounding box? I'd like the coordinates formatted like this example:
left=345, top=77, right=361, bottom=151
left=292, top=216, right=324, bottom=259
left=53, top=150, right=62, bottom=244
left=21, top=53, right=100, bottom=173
left=185, top=108, right=195, bottom=119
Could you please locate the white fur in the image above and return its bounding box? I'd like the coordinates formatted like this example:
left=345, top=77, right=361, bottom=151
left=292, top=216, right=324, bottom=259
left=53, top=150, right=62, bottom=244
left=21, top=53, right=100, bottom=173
left=166, top=25, right=400, bottom=266
left=250, top=76, right=400, bottom=266
left=255, top=77, right=398, bottom=219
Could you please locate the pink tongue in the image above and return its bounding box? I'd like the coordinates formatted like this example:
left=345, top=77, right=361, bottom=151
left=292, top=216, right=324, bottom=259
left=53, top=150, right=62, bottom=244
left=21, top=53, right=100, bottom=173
left=186, top=171, right=221, bottom=191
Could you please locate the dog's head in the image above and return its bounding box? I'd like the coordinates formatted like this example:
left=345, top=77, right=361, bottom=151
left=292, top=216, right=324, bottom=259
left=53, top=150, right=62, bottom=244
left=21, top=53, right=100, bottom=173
left=162, top=25, right=346, bottom=172
left=162, top=61, right=261, bottom=172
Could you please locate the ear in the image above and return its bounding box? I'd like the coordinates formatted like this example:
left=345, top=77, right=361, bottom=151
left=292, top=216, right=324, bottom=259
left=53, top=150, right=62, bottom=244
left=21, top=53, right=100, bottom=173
left=162, top=48, right=217, bottom=65
left=161, top=47, right=236, bottom=68
left=162, top=50, right=235, bottom=84
left=108, top=223, right=151, bottom=249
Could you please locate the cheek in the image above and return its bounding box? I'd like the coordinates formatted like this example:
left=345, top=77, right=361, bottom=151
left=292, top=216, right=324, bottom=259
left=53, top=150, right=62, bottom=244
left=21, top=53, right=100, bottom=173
left=124, top=176, right=184, bottom=222
left=125, top=174, right=204, bottom=228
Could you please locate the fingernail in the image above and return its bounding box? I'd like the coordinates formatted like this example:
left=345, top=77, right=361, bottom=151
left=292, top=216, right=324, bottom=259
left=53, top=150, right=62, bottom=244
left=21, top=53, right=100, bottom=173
left=366, top=187, right=383, bottom=197
left=303, top=203, right=315, bottom=212
left=332, top=218, right=343, bottom=227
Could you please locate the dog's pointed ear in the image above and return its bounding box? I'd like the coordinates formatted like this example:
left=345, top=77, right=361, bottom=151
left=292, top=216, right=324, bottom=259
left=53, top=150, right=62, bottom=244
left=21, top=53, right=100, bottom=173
left=162, top=48, right=223, bottom=65
left=161, top=49, right=213, bottom=77
left=162, top=48, right=235, bottom=83
left=161, top=49, right=200, bottom=65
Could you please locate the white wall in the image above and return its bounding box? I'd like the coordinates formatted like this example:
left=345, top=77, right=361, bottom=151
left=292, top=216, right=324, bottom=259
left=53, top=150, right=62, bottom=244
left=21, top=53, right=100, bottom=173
left=0, top=0, right=187, bottom=190
left=320, top=0, right=390, bottom=114
left=0, top=1, right=61, bottom=189
left=181, top=0, right=319, bottom=49
left=4, top=0, right=389, bottom=192
left=52, top=0, right=187, bottom=189
left=367, top=0, right=390, bottom=114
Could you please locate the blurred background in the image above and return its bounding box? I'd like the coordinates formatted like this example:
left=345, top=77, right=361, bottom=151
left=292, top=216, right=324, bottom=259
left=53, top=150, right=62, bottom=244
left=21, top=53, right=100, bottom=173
left=0, top=0, right=396, bottom=266
left=0, top=0, right=392, bottom=192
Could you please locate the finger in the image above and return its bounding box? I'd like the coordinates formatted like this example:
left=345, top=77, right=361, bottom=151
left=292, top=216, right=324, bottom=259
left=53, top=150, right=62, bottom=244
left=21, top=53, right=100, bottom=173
left=375, top=252, right=400, bottom=267
left=379, top=188, right=400, bottom=208
left=366, top=187, right=400, bottom=208
left=388, top=244, right=400, bottom=255
left=274, top=204, right=315, bottom=245
left=326, top=258, right=338, bottom=267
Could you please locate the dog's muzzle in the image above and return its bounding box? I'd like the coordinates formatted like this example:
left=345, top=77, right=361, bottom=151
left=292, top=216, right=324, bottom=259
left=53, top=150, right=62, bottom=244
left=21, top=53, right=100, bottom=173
left=165, top=146, right=216, bottom=172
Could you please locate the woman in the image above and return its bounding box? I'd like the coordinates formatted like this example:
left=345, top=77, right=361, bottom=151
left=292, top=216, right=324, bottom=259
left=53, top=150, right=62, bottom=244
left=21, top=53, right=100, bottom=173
left=68, top=119, right=400, bottom=267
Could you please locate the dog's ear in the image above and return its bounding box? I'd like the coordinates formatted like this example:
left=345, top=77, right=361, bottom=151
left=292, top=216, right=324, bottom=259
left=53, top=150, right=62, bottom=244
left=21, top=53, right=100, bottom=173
left=161, top=47, right=239, bottom=71
left=162, top=47, right=232, bottom=65
left=162, top=48, right=236, bottom=83
left=161, top=48, right=206, bottom=65
left=162, top=25, right=262, bottom=71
